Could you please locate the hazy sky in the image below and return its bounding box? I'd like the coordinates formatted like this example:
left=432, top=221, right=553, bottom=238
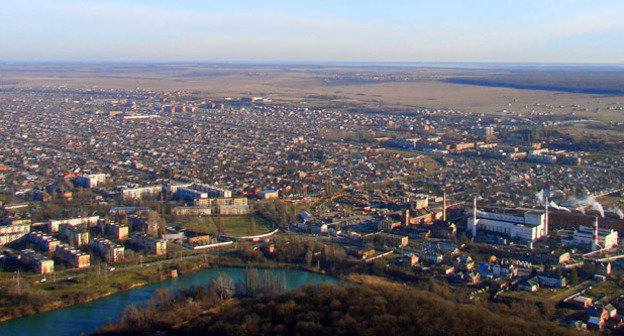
left=2, top=0, right=624, bottom=63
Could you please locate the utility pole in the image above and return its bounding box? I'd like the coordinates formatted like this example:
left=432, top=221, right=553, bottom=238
left=16, top=269, right=20, bottom=295
left=442, top=191, right=447, bottom=222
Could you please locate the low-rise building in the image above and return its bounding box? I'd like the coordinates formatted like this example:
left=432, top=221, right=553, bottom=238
left=531, top=251, right=571, bottom=265
left=364, top=232, right=409, bottom=247
left=402, top=254, right=419, bottom=267
left=257, top=190, right=279, bottom=199
left=187, top=233, right=215, bottom=245
left=518, top=276, right=539, bottom=292
left=570, top=295, right=593, bottom=308
left=537, top=273, right=567, bottom=288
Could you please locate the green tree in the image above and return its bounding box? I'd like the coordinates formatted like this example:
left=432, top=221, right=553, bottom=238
left=568, top=268, right=579, bottom=286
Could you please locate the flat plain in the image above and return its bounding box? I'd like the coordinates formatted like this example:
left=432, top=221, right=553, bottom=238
left=2, top=63, right=624, bottom=122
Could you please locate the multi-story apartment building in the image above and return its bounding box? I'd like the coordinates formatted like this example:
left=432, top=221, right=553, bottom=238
left=55, top=244, right=90, bottom=268
left=91, top=238, right=125, bottom=263
left=20, top=249, right=54, bottom=274
left=131, top=233, right=167, bottom=255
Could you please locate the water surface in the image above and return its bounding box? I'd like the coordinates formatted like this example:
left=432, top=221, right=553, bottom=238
left=0, top=267, right=336, bottom=336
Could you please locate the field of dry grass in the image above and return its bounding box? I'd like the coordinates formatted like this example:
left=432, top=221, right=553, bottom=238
left=2, top=63, right=623, bottom=122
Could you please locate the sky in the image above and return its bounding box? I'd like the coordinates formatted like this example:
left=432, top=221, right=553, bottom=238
left=1, top=0, right=624, bottom=63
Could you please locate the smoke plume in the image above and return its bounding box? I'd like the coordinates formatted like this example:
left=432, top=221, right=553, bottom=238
left=568, top=196, right=605, bottom=217
left=549, top=201, right=571, bottom=212
left=607, top=206, right=624, bottom=219
left=535, top=190, right=547, bottom=205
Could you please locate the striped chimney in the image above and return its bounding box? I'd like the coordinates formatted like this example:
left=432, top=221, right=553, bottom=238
left=593, top=217, right=600, bottom=251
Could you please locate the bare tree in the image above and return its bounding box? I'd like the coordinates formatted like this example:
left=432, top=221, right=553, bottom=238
left=210, top=273, right=234, bottom=300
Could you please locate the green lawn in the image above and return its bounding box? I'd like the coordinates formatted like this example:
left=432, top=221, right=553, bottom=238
left=499, top=289, right=554, bottom=303
left=586, top=280, right=624, bottom=301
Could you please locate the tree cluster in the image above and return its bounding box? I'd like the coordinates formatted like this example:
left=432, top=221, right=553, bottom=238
left=100, top=279, right=577, bottom=336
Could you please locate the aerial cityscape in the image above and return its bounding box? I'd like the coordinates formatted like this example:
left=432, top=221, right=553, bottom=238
left=2, top=1, right=624, bottom=335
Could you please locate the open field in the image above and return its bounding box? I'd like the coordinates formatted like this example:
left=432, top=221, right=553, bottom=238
left=2, top=63, right=623, bottom=122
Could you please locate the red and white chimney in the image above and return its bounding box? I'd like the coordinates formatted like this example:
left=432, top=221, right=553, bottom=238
left=471, top=195, right=478, bottom=238
left=593, top=217, right=600, bottom=251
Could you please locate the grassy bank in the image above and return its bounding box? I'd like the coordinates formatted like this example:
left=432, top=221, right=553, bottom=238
left=0, top=251, right=327, bottom=324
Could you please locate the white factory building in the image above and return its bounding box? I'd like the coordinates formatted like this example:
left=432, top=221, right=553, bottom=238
left=467, top=207, right=547, bottom=242
left=564, top=224, right=618, bottom=251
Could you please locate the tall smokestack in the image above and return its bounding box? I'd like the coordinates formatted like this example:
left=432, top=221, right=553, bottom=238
left=403, top=209, right=410, bottom=227
left=593, top=217, right=600, bottom=251
left=544, top=193, right=549, bottom=237
left=472, top=195, right=478, bottom=237
left=443, top=192, right=447, bottom=222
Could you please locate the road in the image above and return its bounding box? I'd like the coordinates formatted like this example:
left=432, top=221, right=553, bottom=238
left=37, top=246, right=234, bottom=284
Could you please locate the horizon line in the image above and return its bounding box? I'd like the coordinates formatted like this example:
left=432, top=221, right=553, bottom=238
left=1, top=60, right=624, bottom=67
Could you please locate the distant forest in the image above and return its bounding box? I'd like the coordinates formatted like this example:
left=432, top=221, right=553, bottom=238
left=445, top=68, right=624, bottom=95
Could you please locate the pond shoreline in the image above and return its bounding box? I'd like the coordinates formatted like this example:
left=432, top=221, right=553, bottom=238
left=0, top=264, right=336, bottom=336
left=0, top=256, right=326, bottom=324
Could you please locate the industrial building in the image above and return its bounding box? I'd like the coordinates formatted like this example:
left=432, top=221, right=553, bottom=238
left=401, top=194, right=445, bottom=226
left=377, top=217, right=402, bottom=231
left=467, top=198, right=547, bottom=242
left=562, top=218, right=619, bottom=251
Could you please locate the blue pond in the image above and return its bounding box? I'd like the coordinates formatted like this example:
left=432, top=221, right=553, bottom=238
left=0, top=267, right=336, bottom=336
